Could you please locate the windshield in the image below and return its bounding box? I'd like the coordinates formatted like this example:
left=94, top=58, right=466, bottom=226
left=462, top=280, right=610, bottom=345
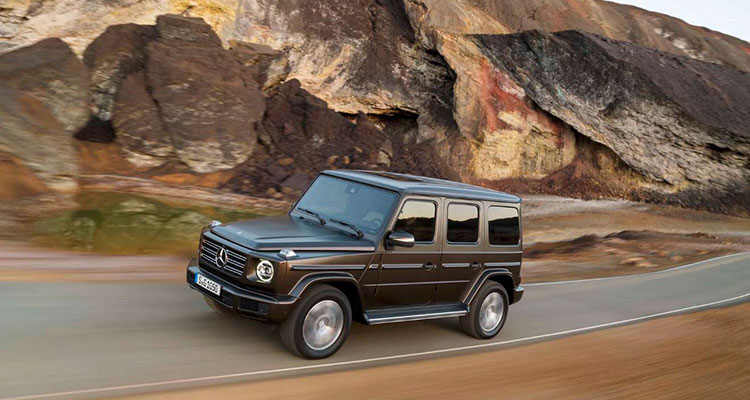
left=293, top=175, right=399, bottom=236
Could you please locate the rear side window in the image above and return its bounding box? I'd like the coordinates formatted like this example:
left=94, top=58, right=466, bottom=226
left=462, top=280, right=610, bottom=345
left=393, top=200, right=437, bottom=243
left=447, top=203, right=479, bottom=243
left=488, top=206, right=520, bottom=246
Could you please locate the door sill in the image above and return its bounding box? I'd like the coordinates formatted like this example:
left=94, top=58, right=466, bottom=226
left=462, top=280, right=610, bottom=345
left=363, top=303, right=468, bottom=325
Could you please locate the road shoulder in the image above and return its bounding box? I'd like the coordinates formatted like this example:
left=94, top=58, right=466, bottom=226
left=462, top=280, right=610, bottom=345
left=109, top=303, right=750, bottom=400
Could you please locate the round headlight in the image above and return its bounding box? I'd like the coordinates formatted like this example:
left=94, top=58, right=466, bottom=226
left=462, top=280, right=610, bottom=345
left=256, top=260, right=274, bottom=283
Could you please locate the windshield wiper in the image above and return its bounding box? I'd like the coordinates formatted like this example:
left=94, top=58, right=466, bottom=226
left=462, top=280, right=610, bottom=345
left=329, top=218, right=364, bottom=239
left=297, top=207, right=326, bottom=225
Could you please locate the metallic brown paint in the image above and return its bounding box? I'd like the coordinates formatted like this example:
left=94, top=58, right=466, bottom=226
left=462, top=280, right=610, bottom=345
left=187, top=170, right=523, bottom=325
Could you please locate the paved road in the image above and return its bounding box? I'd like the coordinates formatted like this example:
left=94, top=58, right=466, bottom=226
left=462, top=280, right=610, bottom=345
left=1, top=254, right=749, bottom=399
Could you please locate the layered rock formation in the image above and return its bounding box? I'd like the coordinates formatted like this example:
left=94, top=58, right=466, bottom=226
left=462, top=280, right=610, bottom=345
left=0, top=38, right=87, bottom=193
left=402, top=0, right=750, bottom=72
left=1, top=1, right=749, bottom=214
left=477, top=30, right=750, bottom=212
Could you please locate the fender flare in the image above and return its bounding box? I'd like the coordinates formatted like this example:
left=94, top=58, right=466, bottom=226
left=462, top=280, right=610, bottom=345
left=287, top=272, right=366, bottom=307
left=462, top=268, right=515, bottom=305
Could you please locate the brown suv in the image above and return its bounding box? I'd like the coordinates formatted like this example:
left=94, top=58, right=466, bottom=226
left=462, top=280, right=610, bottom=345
left=187, top=170, right=523, bottom=358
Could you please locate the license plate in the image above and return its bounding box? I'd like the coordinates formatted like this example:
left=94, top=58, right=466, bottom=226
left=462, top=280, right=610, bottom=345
left=195, top=274, right=221, bottom=296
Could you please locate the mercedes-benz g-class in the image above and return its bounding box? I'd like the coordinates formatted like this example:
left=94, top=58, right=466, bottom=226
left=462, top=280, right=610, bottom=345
left=187, top=170, right=524, bottom=358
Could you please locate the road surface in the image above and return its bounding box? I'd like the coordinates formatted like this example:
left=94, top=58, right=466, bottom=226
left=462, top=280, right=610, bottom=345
left=1, top=253, right=749, bottom=399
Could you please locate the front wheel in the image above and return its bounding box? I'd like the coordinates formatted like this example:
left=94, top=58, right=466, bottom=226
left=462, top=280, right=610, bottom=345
left=460, top=282, right=508, bottom=339
left=280, top=284, right=352, bottom=359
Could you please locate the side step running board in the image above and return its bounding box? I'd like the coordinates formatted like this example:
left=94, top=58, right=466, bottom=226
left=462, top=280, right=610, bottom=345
left=363, top=303, right=469, bottom=325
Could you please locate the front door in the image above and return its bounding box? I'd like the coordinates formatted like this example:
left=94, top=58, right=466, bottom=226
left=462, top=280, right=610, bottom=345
left=436, top=200, right=484, bottom=303
left=374, top=197, right=441, bottom=308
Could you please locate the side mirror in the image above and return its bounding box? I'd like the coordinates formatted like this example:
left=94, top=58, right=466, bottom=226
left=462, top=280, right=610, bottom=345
left=385, top=231, right=415, bottom=249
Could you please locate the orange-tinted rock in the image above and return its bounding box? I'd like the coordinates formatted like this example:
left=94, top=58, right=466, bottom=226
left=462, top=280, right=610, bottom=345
left=0, top=151, right=50, bottom=201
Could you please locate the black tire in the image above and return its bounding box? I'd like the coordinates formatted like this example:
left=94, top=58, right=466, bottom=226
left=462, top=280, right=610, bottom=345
left=460, top=282, right=509, bottom=339
left=203, top=295, right=237, bottom=316
left=280, top=284, right=352, bottom=359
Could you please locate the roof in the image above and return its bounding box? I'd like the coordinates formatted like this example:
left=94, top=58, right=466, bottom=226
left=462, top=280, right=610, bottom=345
left=322, top=170, right=521, bottom=204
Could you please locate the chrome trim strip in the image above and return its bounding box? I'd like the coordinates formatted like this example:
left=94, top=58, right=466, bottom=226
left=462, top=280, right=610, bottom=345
left=442, top=263, right=470, bottom=268
left=366, top=310, right=468, bottom=325
left=382, top=264, right=423, bottom=270
left=439, top=280, right=471, bottom=284
left=484, top=262, right=521, bottom=268
left=224, top=265, right=244, bottom=276
left=364, top=281, right=437, bottom=287
left=290, top=265, right=366, bottom=271
left=225, top=250, right=247, bottom=261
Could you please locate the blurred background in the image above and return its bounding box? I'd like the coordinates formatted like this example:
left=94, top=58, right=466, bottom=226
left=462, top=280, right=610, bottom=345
left=1, top=1, right=749, bottom=399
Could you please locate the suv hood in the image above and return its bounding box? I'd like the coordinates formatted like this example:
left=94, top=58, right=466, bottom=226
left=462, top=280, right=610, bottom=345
left=211, top=215, right=376, bottom=252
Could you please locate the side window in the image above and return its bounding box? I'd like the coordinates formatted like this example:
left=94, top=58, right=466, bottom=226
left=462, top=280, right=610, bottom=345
left=393, top=200, right=436, bottom=243
left=447, top=203, right=479, bottom=244
left=488, top=206, right=520, bottom=246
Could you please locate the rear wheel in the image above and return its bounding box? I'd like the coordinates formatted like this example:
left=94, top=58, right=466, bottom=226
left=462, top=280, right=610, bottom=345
left=203, top=295, right=237, bottom=316
left=460, top=282, right=508, bottom=339
left=280, top=284, right=352, bottom=359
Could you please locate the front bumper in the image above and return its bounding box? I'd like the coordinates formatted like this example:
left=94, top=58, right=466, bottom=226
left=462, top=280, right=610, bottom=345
left=511, top=286, right=524, bottom=305
left=186, top=258, right=295, bottom=322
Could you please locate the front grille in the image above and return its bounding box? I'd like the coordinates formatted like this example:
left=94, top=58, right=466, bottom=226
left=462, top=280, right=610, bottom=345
left=200, top=236, right=247, bottom=277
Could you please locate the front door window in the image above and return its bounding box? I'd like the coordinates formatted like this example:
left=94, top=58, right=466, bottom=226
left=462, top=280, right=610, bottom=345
left=393, top=200, right=436, bottom=243
left=375, top=199, right=440, bottom=307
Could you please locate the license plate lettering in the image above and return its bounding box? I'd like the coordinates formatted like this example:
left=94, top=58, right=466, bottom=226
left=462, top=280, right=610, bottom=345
left=195, top=274, right=221, bottom=296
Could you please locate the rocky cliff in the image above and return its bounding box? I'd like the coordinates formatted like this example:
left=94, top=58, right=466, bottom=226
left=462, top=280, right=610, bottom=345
left=1, top=1, right=749, bottom=214
left=477, top=30, right=750, bottom=213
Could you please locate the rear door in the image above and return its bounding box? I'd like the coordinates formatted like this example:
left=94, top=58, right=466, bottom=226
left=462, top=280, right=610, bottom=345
left=436, top=200, right=484, bottom=304
left=374, top=197, right=441, bottom=308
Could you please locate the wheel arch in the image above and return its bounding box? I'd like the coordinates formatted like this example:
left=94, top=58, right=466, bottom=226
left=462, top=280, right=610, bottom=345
left=288, top=272, right=365, bottom=322
left=486, top=274, right=515, bottom=304
left=463, top=268, right=516, bottom=305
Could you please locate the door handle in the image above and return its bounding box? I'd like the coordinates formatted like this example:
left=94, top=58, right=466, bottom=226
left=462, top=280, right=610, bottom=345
left=423, top=263, right=436, bottom=271
left=470, top=262, right=481, bottom=269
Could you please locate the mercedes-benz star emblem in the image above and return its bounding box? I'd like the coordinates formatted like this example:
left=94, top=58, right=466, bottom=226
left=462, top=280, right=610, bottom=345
left=215, top=247, right=229, bottom=268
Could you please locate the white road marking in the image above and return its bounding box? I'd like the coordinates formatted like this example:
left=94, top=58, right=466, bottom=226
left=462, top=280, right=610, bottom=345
left=4, top=290, right=749, bottom=400
left=525, top=252, right=750, bottom=287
